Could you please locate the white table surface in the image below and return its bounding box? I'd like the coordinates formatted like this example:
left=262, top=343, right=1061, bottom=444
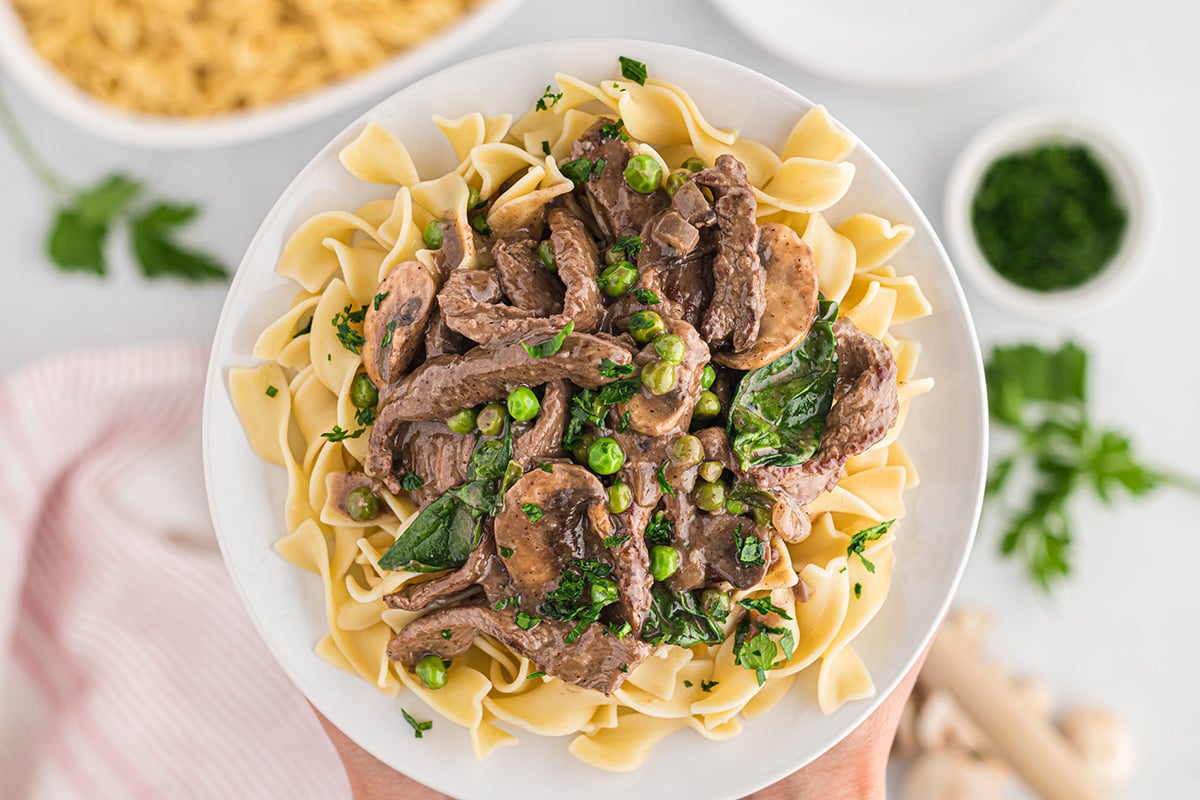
left=1, top=1, right=1197, bottom=796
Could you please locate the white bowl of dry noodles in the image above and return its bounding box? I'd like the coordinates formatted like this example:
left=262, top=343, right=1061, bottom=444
left=0, top=0, right=525, bottom=148
left=203, top=39, right=988, bottom=799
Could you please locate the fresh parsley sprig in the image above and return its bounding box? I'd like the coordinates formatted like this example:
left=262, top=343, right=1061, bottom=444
left=0, top=88, right=227, bottom=282
left=986, top=342, right=1200, bottom=589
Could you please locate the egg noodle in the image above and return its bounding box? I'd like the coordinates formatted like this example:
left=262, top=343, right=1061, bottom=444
left=13, top=0, right=485, bottom=117
left=230, top=71, right=933, bottom=770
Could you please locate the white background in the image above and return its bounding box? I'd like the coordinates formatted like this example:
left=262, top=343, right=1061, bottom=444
left=1, top=0, right=1197, bottom=797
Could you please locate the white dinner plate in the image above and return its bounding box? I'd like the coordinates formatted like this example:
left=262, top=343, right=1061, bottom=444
left=203, top=39, right=987, bottom=799
left=709, top=0, right=1079, bottom=89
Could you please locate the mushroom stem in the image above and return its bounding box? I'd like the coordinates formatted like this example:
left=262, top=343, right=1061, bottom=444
left=921, top=625, right=1109, bottom=800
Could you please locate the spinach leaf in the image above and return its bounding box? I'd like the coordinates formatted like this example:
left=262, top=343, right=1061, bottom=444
left=640, top=584, right=725, bottom=648
left=728, top=300, right=839, bottom=470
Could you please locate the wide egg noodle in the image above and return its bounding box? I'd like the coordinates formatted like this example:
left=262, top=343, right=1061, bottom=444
left=339, top=121, right=421, bottom=186
left=836, top=213, right=915, bottom=271
left=782, top=105, right=857, bottom=163
left=484, top=679, right=615, bottom=737
left=277, top=211, right=389, bottom=293
left=252, top=296, right=319, bottom=368
left=756, top=158, right=856, bottom=214
left=800, top=212, right=857, bottom=303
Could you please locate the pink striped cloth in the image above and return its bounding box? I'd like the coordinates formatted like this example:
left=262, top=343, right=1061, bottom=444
left=0, top=345, right=347, bottom=799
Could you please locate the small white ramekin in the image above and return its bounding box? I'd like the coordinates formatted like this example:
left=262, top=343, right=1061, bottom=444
left=944, top=106, right=1156, bottom=318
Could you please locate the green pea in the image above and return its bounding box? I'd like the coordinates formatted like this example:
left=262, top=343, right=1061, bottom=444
left=604, top=243, right=626, bottom=266
left=700, top=587, right=730, bottom=619
left=587, top=436, right=626, bottom=475
left=698, top=460, right=724, bottom=483
left=467, top=184, right=481, bottom=210
left=350, top=372, right=378, bottom=409
left=682, top=156, right=707, bottom=173
left=752, top=505, right=773, bottom=527
left=416, top=653, right=449, bottom=690
left=607, top=480, right=632, bottom=514
left=477, top=403, right=507, bottom=436
left=628, top=310, right=666, bottom=343
left=446, top=407, right=478, bottom=434
left=653, top=333, right=686, bottom=364
left=346, top=486, right=379, bottom=521
left=590, top=577, right=619, bottom=606
left=506, top=386, right=541, bottom=421
left=624, top=154, right=663, bottom=194
left=641, top=359, right=677, bottom=396
left=650, top=545, right=681, bottom=581
left=725, top=498, right=748, bottom=516
left=665, top=169, right=691, bottom=197
left=671, top=434, right=704, bottom=466
left=701, top=364, right=717, bottom=389
left=600, top=261, right=637, bottom=297
left=571, top=431, right=597, bottom=465
left=537, top=239, right=557, bottom=272
left=693, top=479, right=726, bottom=512
left=422, top=219, right=444, bottom=249
left=693, top=390, right=721, bottom=420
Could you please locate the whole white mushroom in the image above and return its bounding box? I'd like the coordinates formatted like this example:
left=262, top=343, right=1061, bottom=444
left=1060, top=708, right=1137, bottom=788
left=901, top=752, right=1012, bottom=800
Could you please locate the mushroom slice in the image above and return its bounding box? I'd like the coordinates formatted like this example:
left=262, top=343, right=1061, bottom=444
left=362, top=260, right=437, bottom=387
left=713, top=223, right=819, bottom=371
left=620, top=318, right=711, bottom=437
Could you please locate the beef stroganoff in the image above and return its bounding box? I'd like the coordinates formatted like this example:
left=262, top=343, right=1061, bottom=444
left=230, top=59, right=933, bottom=770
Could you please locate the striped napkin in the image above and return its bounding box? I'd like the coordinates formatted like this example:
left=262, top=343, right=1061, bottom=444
left=0, top=345, right=346, bottom=799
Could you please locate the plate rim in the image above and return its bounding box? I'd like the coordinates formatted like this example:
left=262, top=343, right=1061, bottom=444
left=202, top=37, right=988, bottom=798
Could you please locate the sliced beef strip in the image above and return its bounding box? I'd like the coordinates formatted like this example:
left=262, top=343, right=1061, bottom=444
left=387, top=420, right=473, bottom=500
left=493, top=464, right=611, bottom=610
left=619, top=317, right=710, bottom=437
left=694, top=155, right=766, bottom=353
left=422, top=306, right=471, bottom=359
left=548, top=207, right=603, bottom=333
left=386, top=604, right=651, bottom=695
left=746, top=318, right=899, bottom=502
left=511, top=380, right=569, bottom=467
left=604, top=501, right=654, bottom=632
left=713, top=222, right=820, bottom=371
left=438, top=266, right=563, bottom=346
left=367, top=333, right=633, bottom=479
left=362, top=261, right=437, bottom=387
left=667, top=504, right=771, bottom=593
left=384, top=525, right=508, bottom=611
left=568, top=118, right=668, bottom=239
left=492, top=237, right=564, bottom=316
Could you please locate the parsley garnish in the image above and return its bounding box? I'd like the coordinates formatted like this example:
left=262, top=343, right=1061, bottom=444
left=599, top=118, right=630, bottom=141
left=539, top=559, right=620, bottom=644
left=631, top=288, right=659, bottom=304
left=534, top=85, right=563, bottom=111
left=592, top=158, right=606, bottom=179
left=619, top=56, right=648, bottom=86
left=683, top=680, right=693, bottom=688
left=611, top=235, right=643, bottom=260
left=402, top=708, right=432, bottom=739
left=321, top=425, right=364, bottom=442
left=734, top=524, right=766, bottom=567
left=737, top=596, right=793, bottom=620
left=493, top=595, right=520, bottom=611
left=332, top=304, right=368, bottom=354
left=854, top=582, right=863, bottom=599
left=373, top=292, right=389, bottom=311
left=537, top=463, right=554, bottom=473
left=521, top=503, right=543, bottom=523
left=381, top=320, right=396, bottom=349
left=541, top=140, right=552, bottom=156
left=440, top=629, right=452, bottom=640
left=643, top=511, right=673, bottom=544
left=292, top=317, right=313, bottom=339
left=265, top=385, right=278, bottom=398
left=732, top=616, right=795, bottom=686
left=619, top=663, right=629, bottom=673
left=846, top=519, right=895, bottom=574
left=598, top=376, right=640, bottom=405
left=399, top=473, right=424, bottom=491
left=599, top=358, right=635, bottom=378
left=470, top=213, right=492, bottom=237
left=656, top=461, right=675, bottom=497
left=527, top=671, right=546, bottom=680
left=608, top=621, right=632, bottom=639
left=700, top=680, right=718, bottom=692
left=521, top=321, right=574, bottom=359
left=603, top=532, right=630, bottom=548
left=355, top=406, right=376, bottom=427
left=560, top=157, right=605, bottom=184
left=515, top=611, right=541, bottom=630
left=499, top=546, right=515, bottom=558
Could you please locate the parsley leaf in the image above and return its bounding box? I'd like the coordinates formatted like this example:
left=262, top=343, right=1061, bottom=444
left=700, top=680, right=718, bottom=692
left=599, top=358, right=635, bottom=378
left=631, top=288, right=660, bottom=304
left=527, top=671, right=546, bottom=680
left=440, top=629, right=452, bottom=640
left=541, top=140, right=552, bottom=156
left=846, top=519, right=895, bottom=574
left=522, top=321, right=574, bottom=359
left=734, top=524, right=766, bottom=567
left=499, top=546, right=515, bottom=558
left=737, top=596, right=793, bottom=620
left=656, top=461, right=676, bottom=497
left=321, top=425, right=365, bottom=442
left=515, top=611, right=541, bottom=630
left=399, top=473, right=424, bottom=491
left=534, top=84, right=563, bottom=111
left=521, top=503, right=543, bottom=523
left=619, top=56, right=648, bottom=86
left=373, top=292, right=389, bottom=310
left=537, top=463, right=554, bottom=473
left=600, top=118, right=630, bottom=141
left=401, top=708, right=432, bottom=739
left=331, top=304, right=368, bottom=354
left=560, top=158, right=602, bottom=184
left=48, top=209, right=108, bottom=275
left=493, top=595, right=520, bottom=611
left=130, top=203, right=228, bottom=282
left=265, top=385, right=279, bottom=398
left=643, top=511, right=673, bottom=544
left=599, top=376, right=641, bottom=405
left=75, top=174, right=142, bottom=225
left=603, top=532, right=629, bottom=548
left=854, top=582, right=863, bottom=599
left=355, top=406, right=377, bottom=427
left=611, top=235, right=643, bottom=260
left=292, top=317, right=313, bottom=339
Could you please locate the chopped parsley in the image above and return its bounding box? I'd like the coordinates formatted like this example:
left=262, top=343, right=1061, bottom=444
left=631, top=288, right=659, bottom=304
left=608, top=621, right=632, bottom=639
left=592, top=157, right=607, bottom=178
left=643, top=510, right=673, bottom=544
left=321, top=425, right=364, bottom=442
left=521, top=321, right=574, bottom=359
left=355, top=406, right=376, bottom=427
left=854, top=582, right=863, bottom=599
left=331, top=304, right=368, bottom=354
left=737, top=596, right=793, bottom=620
left=599, top=358, right=635, bottom=378
left=534, top=85, right=563, bottom=111
left=499, top=546, right=515, bottom=558
left=683, top=680, right=693, bottom=688
left=373, top=292, right=389, bottom=311
left=656, top=461, right=676, bottom=497
left=599, top=118, right=630, bottom=141
left=732, top=615, right=795, bottom=686
left=603, top=532, right=630, bottom=548
left=402, top=708, right=432, bottom=739
left=541, top=140, right=552, bottom=156
left=610, top=235, right=643, bottom=260
left=619, top=56, right=648, bottom=86
left=539, top=559, right=620, bottom=644
left=700, top=680, right=718, bottom=692
left=734, top=524, right=766, bottom=567
left=619, top=663, right=629, bottom=673
left=527, top=671, right=546, bottom=680
left=399, top=473, right=424, bottom=491
left=493, top=595, right=521, bottom=611
left=615, top=410, right=632, bottom=432
left=381, top=320, right=396, bottom=349
left=560, top=157, right=605, bottom=184
left=521, top=503, right=543, bottom=523
left=598, top=376, right=640, bottom=405
left=264, top=385, right=278, bottom=398
left=537, top=462, right=554, bottom=473
left=292, top=317, right=313, bottom=339
left=515, top=611, right=541, bottom=630
left=846, top=519, right=895, bottom=574
left=440, top=629, right=452, bottom=640
left=470, top=213, right=492, bottom=237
